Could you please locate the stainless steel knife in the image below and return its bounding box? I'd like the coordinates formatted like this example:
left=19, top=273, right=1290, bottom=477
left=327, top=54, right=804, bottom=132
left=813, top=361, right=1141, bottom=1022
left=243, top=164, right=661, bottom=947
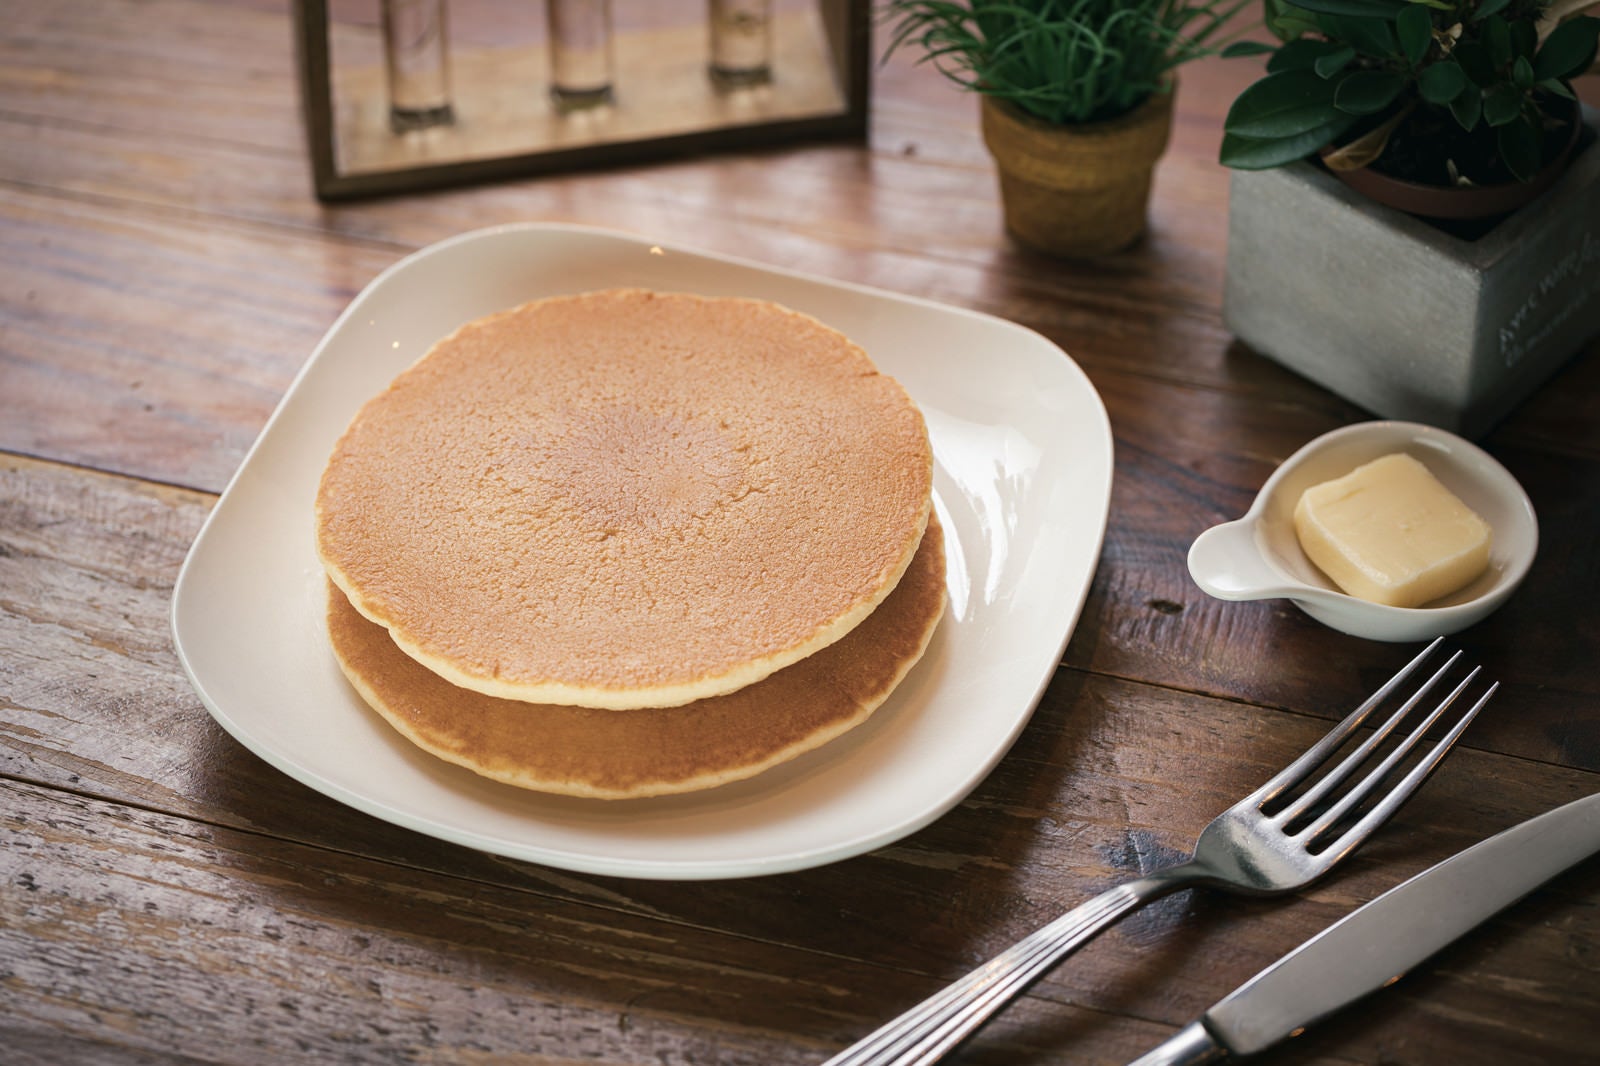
left=1129, top=791, right=1600, bottom=1065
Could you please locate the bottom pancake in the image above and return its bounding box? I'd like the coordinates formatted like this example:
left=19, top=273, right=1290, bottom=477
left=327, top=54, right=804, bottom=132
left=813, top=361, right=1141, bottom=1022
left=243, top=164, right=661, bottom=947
left=326, top=517, right=946, bottom=799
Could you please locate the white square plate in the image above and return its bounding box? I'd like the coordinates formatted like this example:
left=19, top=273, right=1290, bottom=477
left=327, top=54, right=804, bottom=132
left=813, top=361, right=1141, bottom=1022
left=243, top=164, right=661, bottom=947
left=172, top=224, right=1112, bottom=880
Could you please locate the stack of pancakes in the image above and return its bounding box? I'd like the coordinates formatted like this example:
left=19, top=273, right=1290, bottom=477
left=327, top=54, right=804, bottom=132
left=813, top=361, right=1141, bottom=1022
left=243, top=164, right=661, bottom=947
left=316, top=289, right=942, bottom=799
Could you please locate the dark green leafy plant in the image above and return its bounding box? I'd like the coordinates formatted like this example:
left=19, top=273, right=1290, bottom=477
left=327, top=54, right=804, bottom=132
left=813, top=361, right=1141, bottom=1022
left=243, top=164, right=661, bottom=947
left=883, top=0, right=1255, bottom=125
left=1221, top=0, right=1600, bottom=183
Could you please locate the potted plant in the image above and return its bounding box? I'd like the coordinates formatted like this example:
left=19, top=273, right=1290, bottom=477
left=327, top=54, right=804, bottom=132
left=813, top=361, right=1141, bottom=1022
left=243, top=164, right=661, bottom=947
left=883, top=0, right=1253, bottom=257
left=1215, top=0, right=1600, bottom=437
left=1222, top=0, right=1599, bottom=214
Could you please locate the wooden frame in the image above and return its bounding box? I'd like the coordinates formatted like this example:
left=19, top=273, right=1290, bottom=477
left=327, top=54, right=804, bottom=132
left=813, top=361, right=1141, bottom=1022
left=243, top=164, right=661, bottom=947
left=292, top=0, right=870, bottom=201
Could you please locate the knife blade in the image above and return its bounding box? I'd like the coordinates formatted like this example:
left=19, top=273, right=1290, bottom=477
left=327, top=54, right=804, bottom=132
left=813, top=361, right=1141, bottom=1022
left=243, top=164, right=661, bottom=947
left=1128, top=791, right=1600, bottom=1066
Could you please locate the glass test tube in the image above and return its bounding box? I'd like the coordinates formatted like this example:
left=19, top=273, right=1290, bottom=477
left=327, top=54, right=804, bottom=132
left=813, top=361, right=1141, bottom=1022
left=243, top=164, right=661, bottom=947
left=547, top=0, right=615, bottom=111
left=709, top=0, right=772, bottom=88
left=381, top=0, right=455, bottom=133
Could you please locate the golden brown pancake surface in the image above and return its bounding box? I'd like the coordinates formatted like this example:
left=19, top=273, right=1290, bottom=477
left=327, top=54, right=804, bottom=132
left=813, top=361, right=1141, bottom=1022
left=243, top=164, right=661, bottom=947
left=326, top=518, right=947, bottom=799
left=316, top=289, right=933, bottom=709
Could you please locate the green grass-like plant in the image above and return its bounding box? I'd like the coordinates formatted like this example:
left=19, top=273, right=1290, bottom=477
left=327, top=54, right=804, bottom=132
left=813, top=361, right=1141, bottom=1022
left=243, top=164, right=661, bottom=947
left=1220, top=0, right=1600, bottom=183
left=883, top=0, right=1255, bottom=125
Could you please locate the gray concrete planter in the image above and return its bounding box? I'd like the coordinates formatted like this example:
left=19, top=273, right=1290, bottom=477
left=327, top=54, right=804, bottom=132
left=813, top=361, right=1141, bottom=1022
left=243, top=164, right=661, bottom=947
left=1223, top=108, right=1600, bottom=438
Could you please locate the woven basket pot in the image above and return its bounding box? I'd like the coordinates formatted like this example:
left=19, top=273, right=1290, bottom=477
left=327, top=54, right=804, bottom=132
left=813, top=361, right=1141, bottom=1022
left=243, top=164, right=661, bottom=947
left=981, top=85, right=1175, bottom=257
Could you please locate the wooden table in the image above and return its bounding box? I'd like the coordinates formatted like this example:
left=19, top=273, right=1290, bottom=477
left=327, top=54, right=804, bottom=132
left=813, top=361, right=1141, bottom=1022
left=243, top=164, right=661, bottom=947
left=4, top=3, right=1598, bottom=1064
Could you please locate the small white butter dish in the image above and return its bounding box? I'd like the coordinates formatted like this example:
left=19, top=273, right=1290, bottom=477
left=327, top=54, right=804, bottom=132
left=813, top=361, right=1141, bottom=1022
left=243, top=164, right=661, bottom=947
left=1187, top=421, right=1538, bottom=641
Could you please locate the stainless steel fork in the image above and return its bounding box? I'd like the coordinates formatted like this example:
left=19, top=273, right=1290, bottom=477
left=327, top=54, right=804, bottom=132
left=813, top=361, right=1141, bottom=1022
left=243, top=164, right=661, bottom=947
left=825, top=638, right=1495, bottom=1066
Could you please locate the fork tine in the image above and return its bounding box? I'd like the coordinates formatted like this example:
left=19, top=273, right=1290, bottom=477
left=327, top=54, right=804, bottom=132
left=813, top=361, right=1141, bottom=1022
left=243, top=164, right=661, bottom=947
left=1247, top=637, right=1445, bottom=810
left=1276, top=651, right=1464, bottom=825
left=1297, top=664, right=1481, bottom=840
left=1306, top=679, right=1497, bottom=867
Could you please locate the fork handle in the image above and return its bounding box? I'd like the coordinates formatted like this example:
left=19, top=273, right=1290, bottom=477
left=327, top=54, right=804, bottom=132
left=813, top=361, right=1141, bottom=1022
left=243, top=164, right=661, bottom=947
left=823, top=863, right=1206, bottom=1066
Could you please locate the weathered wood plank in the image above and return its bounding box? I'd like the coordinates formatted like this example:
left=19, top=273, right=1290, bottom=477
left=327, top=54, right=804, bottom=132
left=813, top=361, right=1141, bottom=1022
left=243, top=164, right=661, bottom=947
left=4, top=8, right=1596, bottom=493
left=1, top=775, right=1197, bottom=1065
left=0, top=189, right=398, bottom=491
left=3, top=113, right=1595, bottom=504
left=0, top=108, right=1239, bottom=339
left=0, top=0, right=304, bottom=152
left=0, top=175, right=1257, bottom=496
left=4, top=700, right=1595, bottom=1066
left=2, top=452, right=1597, bottom=1066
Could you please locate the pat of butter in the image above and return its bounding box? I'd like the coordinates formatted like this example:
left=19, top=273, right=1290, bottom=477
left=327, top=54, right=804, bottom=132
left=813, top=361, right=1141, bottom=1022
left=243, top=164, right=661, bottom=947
left=1293, top=452, right=1492, bottom=608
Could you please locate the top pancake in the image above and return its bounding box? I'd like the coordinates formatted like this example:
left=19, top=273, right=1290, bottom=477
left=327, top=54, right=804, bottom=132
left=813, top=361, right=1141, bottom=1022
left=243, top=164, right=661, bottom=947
left=315, top=289, right=933, bottom=709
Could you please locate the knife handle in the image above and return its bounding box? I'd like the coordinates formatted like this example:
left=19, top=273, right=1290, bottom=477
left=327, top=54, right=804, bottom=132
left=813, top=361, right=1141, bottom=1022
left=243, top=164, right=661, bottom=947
left=1126, top=1022, right=1228, bottom=1066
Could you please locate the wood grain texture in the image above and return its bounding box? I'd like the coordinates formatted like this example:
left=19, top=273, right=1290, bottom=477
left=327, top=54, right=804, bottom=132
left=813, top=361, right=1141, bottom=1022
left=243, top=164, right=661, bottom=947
left=3, top=0, right=1599, bottom=1063
left=3, top=456, right=1597, bottom=1064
